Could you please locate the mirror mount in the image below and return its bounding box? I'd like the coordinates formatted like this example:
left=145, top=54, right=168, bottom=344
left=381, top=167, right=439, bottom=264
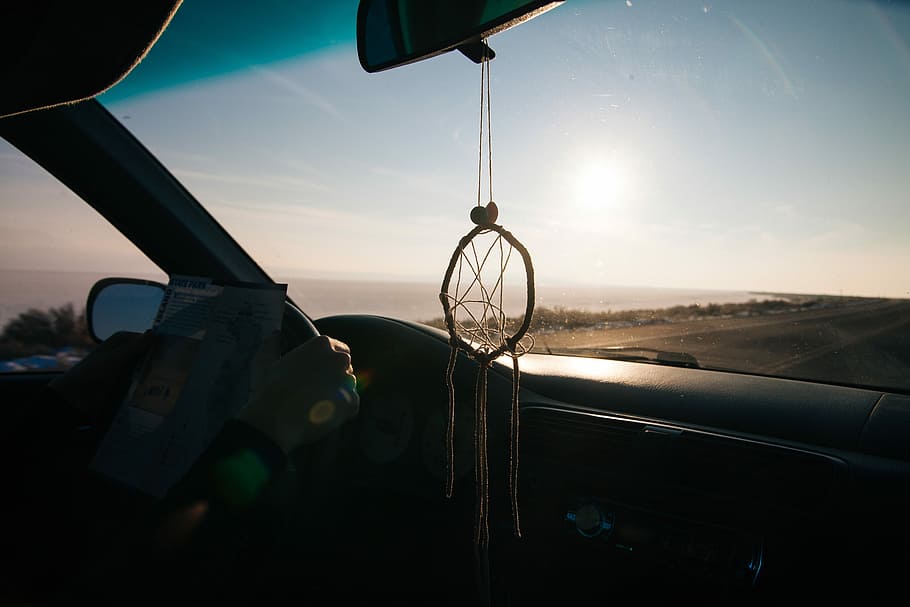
left=457, top=39, right=496, bottom=64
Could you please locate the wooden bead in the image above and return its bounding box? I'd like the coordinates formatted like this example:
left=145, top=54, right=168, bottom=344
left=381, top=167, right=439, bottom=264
left=485, top=201, right=498, bottom=224
left=470, top=201, right=500, bottom=226
left=470, top=205, right=489, bottom=225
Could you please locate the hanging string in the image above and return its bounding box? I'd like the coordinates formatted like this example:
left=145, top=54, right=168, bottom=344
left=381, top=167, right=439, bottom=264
left=477, top=43, right=494, bottom=208
left=486, top=47, right=493, bottom=205
left=476, top=52, right=485, bottom=208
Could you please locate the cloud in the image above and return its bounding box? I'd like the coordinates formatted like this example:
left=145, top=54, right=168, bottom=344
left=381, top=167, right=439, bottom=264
left=173, top=168, right=330, bottom=194
left=250, top=64, right=345, bottom=122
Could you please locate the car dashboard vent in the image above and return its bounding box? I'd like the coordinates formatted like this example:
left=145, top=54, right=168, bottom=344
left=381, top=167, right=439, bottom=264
left=520, top=405, right=845, bottom=530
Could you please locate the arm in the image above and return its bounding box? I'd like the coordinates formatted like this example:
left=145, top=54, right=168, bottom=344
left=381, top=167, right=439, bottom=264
left=161, top=334, right=358, bottom=512
left=4, top=332, right=359, bottom=604
left=145, top=334, right=359, bottom=554
left=144, top=336, right=358, bottom=598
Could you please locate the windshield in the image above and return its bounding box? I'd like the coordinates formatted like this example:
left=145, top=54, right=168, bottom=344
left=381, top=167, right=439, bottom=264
left=94, top=0, right=909, bottom=392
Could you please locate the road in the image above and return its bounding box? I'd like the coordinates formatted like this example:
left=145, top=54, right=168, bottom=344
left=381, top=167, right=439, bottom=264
left=537, top=299, right=910, bottom=391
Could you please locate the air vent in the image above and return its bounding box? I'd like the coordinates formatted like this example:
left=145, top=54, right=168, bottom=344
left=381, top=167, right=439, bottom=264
left=520, top=406, right=844, bottom=529
left=521, top=410, right=643, bottom=467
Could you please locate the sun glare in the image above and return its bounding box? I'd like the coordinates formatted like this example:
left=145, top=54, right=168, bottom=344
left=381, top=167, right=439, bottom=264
left=573, top=161, right=631, bottom=210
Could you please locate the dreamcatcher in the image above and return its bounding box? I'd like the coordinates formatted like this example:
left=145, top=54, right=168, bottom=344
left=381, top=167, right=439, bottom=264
left=439, top=42, right=535, bottom=551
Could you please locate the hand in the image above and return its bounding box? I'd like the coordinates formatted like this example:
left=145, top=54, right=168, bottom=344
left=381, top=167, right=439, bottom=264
left=236, top=335, right=360, bottom=454
left=48, top=331, right=153, bottom=420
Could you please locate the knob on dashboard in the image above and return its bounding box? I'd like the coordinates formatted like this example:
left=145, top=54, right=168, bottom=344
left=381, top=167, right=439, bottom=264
left=566, top=503, right=615, bottom=539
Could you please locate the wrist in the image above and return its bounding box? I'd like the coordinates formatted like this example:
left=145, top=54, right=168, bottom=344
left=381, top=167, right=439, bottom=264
left=235, top=402, right=290, bottom=455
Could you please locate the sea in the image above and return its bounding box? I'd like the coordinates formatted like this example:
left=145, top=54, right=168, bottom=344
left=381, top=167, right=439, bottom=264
left=0, top=269, right=768, bottom=329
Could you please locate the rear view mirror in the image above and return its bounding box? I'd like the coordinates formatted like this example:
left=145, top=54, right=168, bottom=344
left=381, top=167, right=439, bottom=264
left=357, top=0, right=563, bottom=72
left=87, top=278, right=166, bottom=343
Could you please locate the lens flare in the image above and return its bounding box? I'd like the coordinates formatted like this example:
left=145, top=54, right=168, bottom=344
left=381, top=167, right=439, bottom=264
left=309, top=399, right=336, bottom=425
left=213, top=449, right=270, bottom=509
left=155, top=500, right=209, bottom=548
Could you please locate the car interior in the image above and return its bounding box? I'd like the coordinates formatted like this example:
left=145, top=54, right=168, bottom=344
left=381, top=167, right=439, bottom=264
left=2, top=1, right=909, bottom=604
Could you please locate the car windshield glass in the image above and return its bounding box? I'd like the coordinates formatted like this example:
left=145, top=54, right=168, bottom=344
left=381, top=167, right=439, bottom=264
left=96, top=0, right=910, bottom=393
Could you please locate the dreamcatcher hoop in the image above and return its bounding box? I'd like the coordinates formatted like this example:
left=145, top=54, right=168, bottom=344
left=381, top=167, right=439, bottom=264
left=440, top=223, right=535, bottom=362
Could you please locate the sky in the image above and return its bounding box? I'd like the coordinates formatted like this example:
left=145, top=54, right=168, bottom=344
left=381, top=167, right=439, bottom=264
left=3, top=0, right=910, bottom=298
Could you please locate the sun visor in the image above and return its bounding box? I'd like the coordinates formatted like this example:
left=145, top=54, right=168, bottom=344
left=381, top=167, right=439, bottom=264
left=0, top=1, right=181, bottom=119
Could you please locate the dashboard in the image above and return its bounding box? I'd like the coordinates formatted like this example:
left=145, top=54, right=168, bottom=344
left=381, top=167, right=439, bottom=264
left=312, top=314, right=910, bottom=603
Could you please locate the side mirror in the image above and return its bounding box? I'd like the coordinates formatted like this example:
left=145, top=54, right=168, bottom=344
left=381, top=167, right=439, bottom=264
left=86, top=278, right=166, bottom=343
left=357, top=0, right=563, bottom=73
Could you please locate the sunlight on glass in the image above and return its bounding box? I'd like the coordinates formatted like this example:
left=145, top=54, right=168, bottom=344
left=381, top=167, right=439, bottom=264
left=573, top=160, right=632, bottom=211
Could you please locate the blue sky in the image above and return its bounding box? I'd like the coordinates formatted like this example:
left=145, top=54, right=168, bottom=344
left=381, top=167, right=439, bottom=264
left=4, top=0, right=909, bottom=298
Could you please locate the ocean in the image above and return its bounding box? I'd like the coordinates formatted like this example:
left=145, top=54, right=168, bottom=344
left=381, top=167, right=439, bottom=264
left=0, top=269, right=767, bottom=329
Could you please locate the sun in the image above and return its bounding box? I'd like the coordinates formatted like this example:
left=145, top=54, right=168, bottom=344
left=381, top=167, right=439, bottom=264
left=573, top=160, right=631, bottom=210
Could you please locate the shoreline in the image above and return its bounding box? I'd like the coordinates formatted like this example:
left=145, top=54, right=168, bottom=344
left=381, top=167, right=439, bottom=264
left=421, top=294, right=882, bottom=335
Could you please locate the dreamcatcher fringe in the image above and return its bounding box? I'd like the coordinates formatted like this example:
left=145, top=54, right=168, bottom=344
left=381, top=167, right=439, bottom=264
left=474, top=362, right=490, bottom=547
left=444, top=349, right=522, bottom=548
left=445, top=345, right=458, bottom=499
left=509, top=356, right=522, bottom=538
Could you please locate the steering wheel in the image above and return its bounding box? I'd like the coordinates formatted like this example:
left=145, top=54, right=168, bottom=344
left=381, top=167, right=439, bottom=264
left=283, top=300, right=320, bottom=346
left=279, top=300, right=355, bottom=485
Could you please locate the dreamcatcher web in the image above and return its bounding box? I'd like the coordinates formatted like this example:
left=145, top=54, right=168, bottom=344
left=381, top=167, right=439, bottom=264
left=445, top=230, right=534, bottom=359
